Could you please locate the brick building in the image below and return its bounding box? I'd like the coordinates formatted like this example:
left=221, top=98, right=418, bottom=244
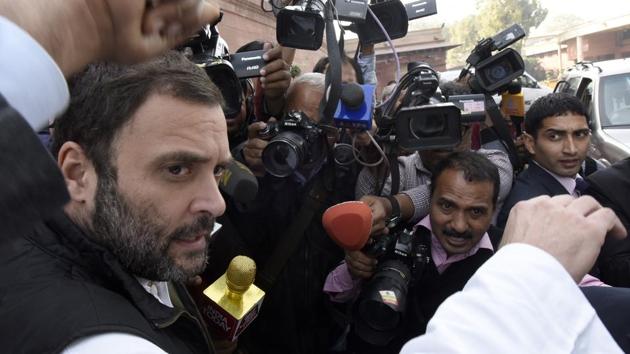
left=524, top=14, right=630, bottom=78
left=345, top=27, right=458, bottom=95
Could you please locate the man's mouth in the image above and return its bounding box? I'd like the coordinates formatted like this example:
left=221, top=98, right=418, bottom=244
left=445, top=236, right=470, bottom=247
left=559, top=159, right=580, bottom=168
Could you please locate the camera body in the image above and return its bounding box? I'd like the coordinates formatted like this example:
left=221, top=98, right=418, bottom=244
left=335, top=0, right=369, bottom=22
left=353, top=227, right=431, bottom=345
left=182, top=26, right=268, bottom=120
left=259, top=111, right=327, bottom=177
left=379, top=63, right=465, bottom=152
left=276, top=1, right=326, bottom=50
left=464, top=24, right=527, bottom=95
left=230, top=49, right=267, bottom=79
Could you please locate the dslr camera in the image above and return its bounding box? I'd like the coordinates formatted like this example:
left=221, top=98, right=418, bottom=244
left=258, top=111, right=328, bottom=178
left=353, top=227, right=431, bottom=345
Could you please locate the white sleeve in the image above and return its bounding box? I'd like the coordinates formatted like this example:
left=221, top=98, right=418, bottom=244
left=62, top=333, right=167, bottom=354
left=401, top=243, right=622, bottom=354
left=0, top=16, right=69, bottom=130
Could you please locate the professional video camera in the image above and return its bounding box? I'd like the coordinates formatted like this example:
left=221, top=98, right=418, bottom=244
left=353, top=227, right=431, bottom=345
left=459, top=24, right=526, bottom=95
left=375, top=62, right=486, bottom=152
left=269, top=0, right=437, bottom=50
left=180, top=26, right=269, bottom=118
left=454, top=24, right=527, bottom=170
left=258, top=111, right=328, bottom=177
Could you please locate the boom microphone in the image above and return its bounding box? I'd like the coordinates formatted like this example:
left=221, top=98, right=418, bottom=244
left=322, top=201, right=373, bottom=251
left=219, top=160, right=259, bottom=204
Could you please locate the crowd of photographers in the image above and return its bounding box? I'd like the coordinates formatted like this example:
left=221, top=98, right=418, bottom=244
left=1, top=0, right=630, bottom=354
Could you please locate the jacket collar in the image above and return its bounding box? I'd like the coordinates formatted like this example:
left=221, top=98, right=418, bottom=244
left=33, top=210, right=204, bottom=329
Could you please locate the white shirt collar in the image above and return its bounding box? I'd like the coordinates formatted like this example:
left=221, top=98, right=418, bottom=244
left=135, top=277, right=173, bottom=308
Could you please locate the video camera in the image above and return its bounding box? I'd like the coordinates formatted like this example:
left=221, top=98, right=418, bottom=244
left=179, top=26, right=269, bottom=118
left=375, top=62, right=486, bottom=152
left=459, top=24, right=526, bottom=95
left=271, top=0, right=437, bottom=50
left=353, top=227, right=431, bottom=345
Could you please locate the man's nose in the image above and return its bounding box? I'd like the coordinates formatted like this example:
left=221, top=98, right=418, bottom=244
left=189, top=174, right=226, bottom=218
left=450, top=211, right=468, bottom=233
left=563, top=136, right=578, bottom=155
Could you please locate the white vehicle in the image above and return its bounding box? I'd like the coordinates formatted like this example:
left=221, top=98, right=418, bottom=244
left=439, top=69, right=552, bottom=110
left=555, top=59, right=630, bottom=165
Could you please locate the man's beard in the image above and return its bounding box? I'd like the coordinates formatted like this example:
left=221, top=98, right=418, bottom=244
left=88, top=175, right=214, bottom=282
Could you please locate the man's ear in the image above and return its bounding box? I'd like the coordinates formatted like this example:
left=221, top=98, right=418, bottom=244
left=523, top=132, right=536, bottom=156
left=57, top=142, right=96, bottom=203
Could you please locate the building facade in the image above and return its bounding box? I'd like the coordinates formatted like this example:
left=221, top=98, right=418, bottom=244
left=525, top=14, right=630, bottom=79
left=345, top=27, right=458, bottom=96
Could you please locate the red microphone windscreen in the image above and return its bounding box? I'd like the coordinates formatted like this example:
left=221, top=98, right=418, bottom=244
left=322, top=201, right=372, bottom=251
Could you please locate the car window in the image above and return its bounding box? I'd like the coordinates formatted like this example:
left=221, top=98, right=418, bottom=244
left=557, top=77, right=581, bottom=95
left=580, top=80, right=594, bottom=125
left=520, top=75, right=538, bottom=89
left=599, top=73, right=630, bottom=127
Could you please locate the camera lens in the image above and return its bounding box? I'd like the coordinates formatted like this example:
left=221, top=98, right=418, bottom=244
left=354, top=259, right=411, bottom=343
left=262, top=131, right=307, bottom=177
left=409, top=114, right=447, bottom=139
left=489, top=63, right=508, bottom=81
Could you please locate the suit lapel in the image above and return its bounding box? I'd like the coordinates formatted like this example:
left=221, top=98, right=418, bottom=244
left=526, top=162, right=571, bottom=196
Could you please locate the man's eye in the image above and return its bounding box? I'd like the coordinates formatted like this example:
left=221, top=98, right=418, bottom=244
left=547, top=133, right=561, bottom=141
left=440, top=201, right=452, bottom=210
left=470, top=208, right=485, bottom=216
left=575, top=130, right=590, bottom=139
left=167, top=165, right=190, bottom=176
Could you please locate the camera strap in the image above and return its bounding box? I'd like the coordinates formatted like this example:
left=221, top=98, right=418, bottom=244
left=257, top=175, right=331, bottom=291
left=484, top=95, right=522, bottom=172
left=318, top=1, right=342, bottom=126
left=388, top=153, right=401, bottom=196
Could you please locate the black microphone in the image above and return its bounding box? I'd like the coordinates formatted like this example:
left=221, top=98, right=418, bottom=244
left=219, top=160, right=258, bottom=204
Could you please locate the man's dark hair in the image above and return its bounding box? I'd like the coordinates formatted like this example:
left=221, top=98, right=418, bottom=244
left=524, top=92, right=589, bottom=137
left=430, top=151, right=500, bottom=206
left=312, top=55, right=364, bottom=84
left=52, top=51, right=224, bottom=179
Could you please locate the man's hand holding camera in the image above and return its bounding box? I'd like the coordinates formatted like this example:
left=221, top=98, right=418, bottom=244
left=244, top=118, right=276, bottom=177
left=346, top=250, right=377, bottom=279
left=260, top=44, right=292, bottom=117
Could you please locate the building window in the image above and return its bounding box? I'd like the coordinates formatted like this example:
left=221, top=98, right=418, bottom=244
left=623, top=29, right=630, bottom=41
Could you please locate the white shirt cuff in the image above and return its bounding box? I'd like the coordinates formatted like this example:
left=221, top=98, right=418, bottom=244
left=0, top=16, right=69, bottom=130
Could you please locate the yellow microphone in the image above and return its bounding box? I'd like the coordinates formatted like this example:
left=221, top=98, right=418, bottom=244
left=200, top=256, right=265, bottom=341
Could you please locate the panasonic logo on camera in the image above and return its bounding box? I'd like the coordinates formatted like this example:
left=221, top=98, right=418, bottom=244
left=241, top=56, right=262, bottom=61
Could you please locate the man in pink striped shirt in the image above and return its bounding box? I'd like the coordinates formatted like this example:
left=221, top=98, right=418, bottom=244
left=324, top=151, right=501, bottom=354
